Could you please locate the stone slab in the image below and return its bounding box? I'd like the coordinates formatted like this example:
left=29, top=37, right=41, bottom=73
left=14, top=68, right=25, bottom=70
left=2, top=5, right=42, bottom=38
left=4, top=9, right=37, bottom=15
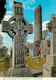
left=7, top=67, right=33, bottom=77
left=0, top=72, right=5, bottom=77
left=43, top=69, right=51, bottom=77
left=43, top=64, right=56, bottom=77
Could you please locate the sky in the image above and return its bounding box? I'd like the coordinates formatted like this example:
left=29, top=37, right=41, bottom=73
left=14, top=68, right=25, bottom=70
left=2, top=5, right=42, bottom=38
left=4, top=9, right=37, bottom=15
left=0, top=0, right=56, bottom=49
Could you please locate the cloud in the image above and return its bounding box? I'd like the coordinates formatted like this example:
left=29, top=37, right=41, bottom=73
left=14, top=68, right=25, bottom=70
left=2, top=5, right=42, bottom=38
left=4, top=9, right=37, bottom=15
left=23, top=5, right=35, bottom=10
left=6, top=11, right=12, bottom=15
left=27, top=40, right=33, bottom=43
left=32, top=21, right=34, bottom=25
left=3, top=41, right=12, bottom=45
left=25, top=39, right=33, bottom=48
left=33, top=0, right=35, bottom=3
left=23, top=4, right=35, bottom=10
left=7, top=0, right=35, bottom=10
left=22, top=0, right=35, bottom=10
left=27, top=6, right=31, bottom=10
left=3, top=15, right=12, bottom=21
left=0, top=32, right=7, bottom=37
left=8, top=0, right=13, bottom=9
left=3, top=40, right=12, bottom=49
left=19, top=0, right=35, bottom=4
left=23, top=0, right=35, bottom=5
left=3, top=41, right=8, bottom=43
left=42, top=21, right=50, bottom=31
left=0, top=24, right=1, bottom=31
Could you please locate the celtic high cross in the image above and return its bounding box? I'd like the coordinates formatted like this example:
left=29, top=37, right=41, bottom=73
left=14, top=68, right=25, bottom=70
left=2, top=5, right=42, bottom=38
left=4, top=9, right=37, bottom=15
left=2, top=1, right=33, bottom=68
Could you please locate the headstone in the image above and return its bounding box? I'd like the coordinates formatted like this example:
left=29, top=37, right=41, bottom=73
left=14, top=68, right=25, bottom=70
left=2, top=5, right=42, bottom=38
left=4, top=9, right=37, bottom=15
left=25, top=47, right=29, bottom=56
left=10, top=48, right=12, bottom=58
left=1, top=46, right=8, bottom=58
left=40, top=40, right=50, bottom=58
left=4, top=57, right=10, bottom=68
left=2, top=1, right=33, bottom=77
left=33, top=41, right=40, bottom=59
left=29, top=40, right=40, bottom=59
left=29, top=43, right=34, bottom=57
left=43, top=14, right=56, bottom=77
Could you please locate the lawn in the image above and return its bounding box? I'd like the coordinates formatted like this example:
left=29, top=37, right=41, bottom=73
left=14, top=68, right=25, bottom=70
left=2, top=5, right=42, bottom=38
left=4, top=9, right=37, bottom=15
left=0, top=58, right=12, bottom=71
left=25, top=55, right=46, bottom=71
left=0, top=55, right=46, bottom=71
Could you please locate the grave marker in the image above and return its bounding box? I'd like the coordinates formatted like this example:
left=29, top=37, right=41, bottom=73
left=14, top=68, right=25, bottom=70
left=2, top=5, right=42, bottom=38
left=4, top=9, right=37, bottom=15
left=2, top=1, right=33, bottom=77
left=4, top=57, right=10, bottom=68
left=43, top=14, right=56, bottom=77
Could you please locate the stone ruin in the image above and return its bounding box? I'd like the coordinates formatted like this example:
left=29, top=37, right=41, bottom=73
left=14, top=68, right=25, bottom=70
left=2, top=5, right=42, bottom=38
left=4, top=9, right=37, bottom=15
left=29, top=40, right=41, bottom=58
left=40, top=40, right=50, bottom=58
left=1, top=1, right=33, bottom=77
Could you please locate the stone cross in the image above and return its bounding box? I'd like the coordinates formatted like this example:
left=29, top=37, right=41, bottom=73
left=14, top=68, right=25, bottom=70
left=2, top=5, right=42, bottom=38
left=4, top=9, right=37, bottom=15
left=2, top=1, right=33, bottom=68
left=43, top=14, right=56, bottom=77
left=46, top=14, right=56, bottom=58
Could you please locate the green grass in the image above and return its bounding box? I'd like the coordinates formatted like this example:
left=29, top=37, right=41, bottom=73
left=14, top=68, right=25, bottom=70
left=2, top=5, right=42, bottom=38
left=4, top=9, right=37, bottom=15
left=0, top=58, right=12, bottom=71
left=0, top=55, right=46, bottom=71
left=25, top=55, right=46, bottom=70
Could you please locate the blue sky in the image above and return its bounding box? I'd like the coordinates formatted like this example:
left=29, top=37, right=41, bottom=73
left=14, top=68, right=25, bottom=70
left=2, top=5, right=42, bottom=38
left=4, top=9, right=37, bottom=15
left=0, top=0, right=56, bottom=49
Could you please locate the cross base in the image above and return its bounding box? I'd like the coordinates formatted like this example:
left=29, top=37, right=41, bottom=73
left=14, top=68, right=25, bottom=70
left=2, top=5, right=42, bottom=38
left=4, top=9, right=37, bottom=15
left=7, top=67, right=33, bottom=77
left=43, top=55, right=56, bottom=77
left=43, top=65, right=56, bottom=77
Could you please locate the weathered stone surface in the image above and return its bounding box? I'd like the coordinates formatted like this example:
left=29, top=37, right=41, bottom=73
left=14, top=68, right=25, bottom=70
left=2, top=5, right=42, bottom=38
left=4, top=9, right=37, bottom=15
left=0, top=72, right=5, bottom=77
left=34, top=5, right=42, bottom=41
left=7, top=67, right=33, bottom=77
left=43, top=14, right=56, bottom=77
left=2, top=1, right=33, bottom=77
left=29, top=5, right=42, bottom=59
left=29, top=40, right=40, bottom=58
left=43, top=64, right=56, bottom=77
left=0, top=46, right=8, bottom=58
left=4, top=57, right=10, bottom=68
left=29, top=42, right=35, bottom=57
left=40, top=40, right=50, bottom=58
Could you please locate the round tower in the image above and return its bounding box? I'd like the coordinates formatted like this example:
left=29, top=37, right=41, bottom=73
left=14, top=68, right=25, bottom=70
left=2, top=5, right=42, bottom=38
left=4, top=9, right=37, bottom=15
left=34, top=5, right=42, bottom=41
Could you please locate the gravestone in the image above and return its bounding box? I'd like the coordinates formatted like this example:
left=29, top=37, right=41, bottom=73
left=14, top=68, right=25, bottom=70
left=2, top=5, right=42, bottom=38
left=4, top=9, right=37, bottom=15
left=29, top=40, right=41, bottom=59
left=40, top=40, right=50, bottom=58
left=1, top=46, right=8, bottom=58
left=10, top=48, right=12, bottom=58
left=43, top=14, right=56, bottom=77
left=4, top=57, right=10, bottom=68
left=1, top=1, right=33, bottom=77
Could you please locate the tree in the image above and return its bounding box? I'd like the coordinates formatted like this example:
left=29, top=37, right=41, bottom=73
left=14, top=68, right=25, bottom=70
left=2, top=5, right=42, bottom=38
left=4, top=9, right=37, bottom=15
left=0, top=34, right=3, bottom=48
left=42, top=30, right=50, bottom=40
left=0, top=0, right=6, bottom=23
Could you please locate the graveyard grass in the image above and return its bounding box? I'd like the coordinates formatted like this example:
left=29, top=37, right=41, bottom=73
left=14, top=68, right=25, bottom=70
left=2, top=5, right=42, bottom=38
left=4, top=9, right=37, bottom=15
left=0, top=58, right=12, bottom=71
left=0, top=55, right=46, bottom=71
left=25, top=55, right=46, bottom=71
